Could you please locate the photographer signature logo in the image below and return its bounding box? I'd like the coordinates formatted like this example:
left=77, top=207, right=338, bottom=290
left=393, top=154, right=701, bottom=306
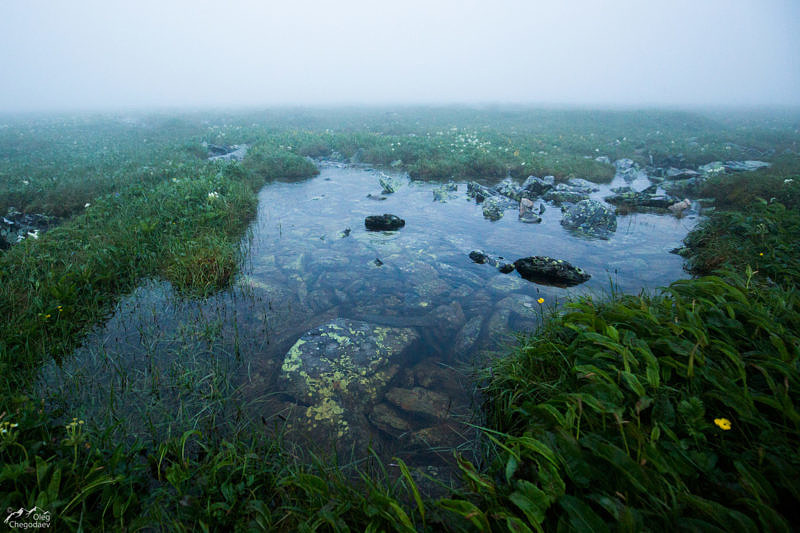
left=4, top=507, right=51, bottom=529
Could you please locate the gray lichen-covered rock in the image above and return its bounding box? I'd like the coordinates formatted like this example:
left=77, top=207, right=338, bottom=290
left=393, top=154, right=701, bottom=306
left=560, top=199, right=617, bottom=239
left=495, top=177, right=523, bottom=201
left=521, top=175, right=554, bottom=197
left=482, top=196, right=505, bottom=220
left=514, top=256, right=591, bottom=287
left=566, top=178, right=601, bottom=193
left=379, top=174, right=403, bottom=194
left=698, top=161, right=725, bottom=175
left=664, top=168, right=701, bottom=180
left=604, top=189, right=675, bottom=210
left=432, top=182, right=458, bottom=202
left=662, top=177, right=705, bottom=198
left=466, top=181, right=499, bottom=202
left=723, top=160, right=770, bottom=172
left=542, top=186, right=590, bottom=206
left=280, top=319, right=419, bottom=437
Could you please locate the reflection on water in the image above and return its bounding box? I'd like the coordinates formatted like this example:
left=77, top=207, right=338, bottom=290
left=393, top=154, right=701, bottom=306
left=38, top=163, right=698, bottom=469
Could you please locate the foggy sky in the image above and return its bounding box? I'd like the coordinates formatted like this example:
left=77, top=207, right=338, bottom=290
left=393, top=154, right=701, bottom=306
left=1, top=0, right=798, bottom=111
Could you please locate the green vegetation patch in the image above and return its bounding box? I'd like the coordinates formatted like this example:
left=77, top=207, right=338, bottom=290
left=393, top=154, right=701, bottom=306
left=480, top=273, right=800, bottom=531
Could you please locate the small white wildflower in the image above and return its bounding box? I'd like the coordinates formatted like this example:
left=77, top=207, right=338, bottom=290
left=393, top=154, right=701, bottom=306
left=22, top=179, right=29, bottom=185
left=208, top=191, right=220, bottom=199
left=84, top=202, right=91, bottom=208
left=785, top=178, right=794, bottom=184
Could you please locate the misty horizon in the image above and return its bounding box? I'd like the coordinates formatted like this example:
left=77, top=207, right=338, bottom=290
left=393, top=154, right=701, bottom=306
left=1, top=0, right=799, bottom=112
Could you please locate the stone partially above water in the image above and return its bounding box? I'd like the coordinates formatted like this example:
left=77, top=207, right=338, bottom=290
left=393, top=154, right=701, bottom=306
left=542, top=184, right=590, bottom=206
left=560, top=199, right=617, bottom=239
left=432, top=182, right=458, bottom=202
left=514, top=256, right=591, bottom=287
left=365, top=214, right=405, bottom=231
left=469, top=250, right=515, bottom=273
left=519, top=198, right=542, bottom=223
left=604, top=185, right=676, bottom=211
left=482, top=196, right=505, bottom=221
left=379, top=174, right=403, bottom=194
left=521, top=175, right=554, bottom=197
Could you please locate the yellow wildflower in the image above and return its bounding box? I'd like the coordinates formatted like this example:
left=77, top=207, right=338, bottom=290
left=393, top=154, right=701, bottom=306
left=537, top=298, right=545, bottom=304
left=759, top=252, right=764, bottom=257
left=714, top=418, right=732, bottom=431
left=45, top=314, right=51, bottom=319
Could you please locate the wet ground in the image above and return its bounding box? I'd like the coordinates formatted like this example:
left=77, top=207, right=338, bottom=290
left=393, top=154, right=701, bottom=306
left=38, top=162, right=698, bottom=470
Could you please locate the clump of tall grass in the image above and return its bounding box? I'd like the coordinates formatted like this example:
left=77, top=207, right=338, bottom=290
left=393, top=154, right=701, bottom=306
left=478, top=272, right=799, bottom=531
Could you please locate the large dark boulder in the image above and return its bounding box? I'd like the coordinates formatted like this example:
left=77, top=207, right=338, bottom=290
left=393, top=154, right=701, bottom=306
left=365, top=214, right=405, bottom=231
left=514, top=256, right=591, bottom=287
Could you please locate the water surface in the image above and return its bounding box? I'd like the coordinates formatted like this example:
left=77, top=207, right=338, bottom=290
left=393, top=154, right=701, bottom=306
left=39, top=162, right=698, bottom=467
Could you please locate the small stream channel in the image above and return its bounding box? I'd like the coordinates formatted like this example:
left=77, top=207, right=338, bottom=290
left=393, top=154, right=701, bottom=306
left=38, top=162, right=699, bottom=470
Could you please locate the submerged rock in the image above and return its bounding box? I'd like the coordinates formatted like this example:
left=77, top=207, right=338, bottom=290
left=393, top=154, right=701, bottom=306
left=279, top=319, right=419, bottom=439
left=560, top=200, right=617, bottom=239
left=369, top=403, right=411, bottom=436
left=385, top=387, right=451, bottom=421
left=365, top=214, right=405, bottom=231
left=514, top=256, right=591, bottom=287
left=452, top=315, right=484, bottom=357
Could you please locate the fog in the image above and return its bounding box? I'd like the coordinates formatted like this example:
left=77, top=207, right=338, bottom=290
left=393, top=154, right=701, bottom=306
left=1, top=0, right=798, bottom=111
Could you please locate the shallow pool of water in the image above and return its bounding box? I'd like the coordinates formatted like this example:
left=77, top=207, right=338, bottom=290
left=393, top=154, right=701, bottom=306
left=39, top=162, right=698, bottom=467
